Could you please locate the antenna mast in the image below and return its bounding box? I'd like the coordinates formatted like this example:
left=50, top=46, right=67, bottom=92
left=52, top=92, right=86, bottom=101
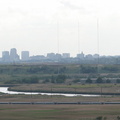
left=97, top=18, right=100, bottom=75
left=57, top=21, right=59, bottom=54
left=78, top=21, right=80, bottom=54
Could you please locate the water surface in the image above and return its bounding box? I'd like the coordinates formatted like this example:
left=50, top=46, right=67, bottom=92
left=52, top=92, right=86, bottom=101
left=0, top=87, right=99, bottom=97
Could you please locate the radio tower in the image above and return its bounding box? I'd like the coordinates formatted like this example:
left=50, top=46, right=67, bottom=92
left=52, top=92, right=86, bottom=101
left=57, top=21, right=60, bottom=74
left=78, top=21, right=80, bottom=54
left=97, top=18, right=100, bottom=76
left=57, top=21, right=59, bottom=54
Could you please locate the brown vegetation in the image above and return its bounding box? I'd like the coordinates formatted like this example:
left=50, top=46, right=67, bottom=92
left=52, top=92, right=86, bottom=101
left=0, top=104, right=120, bottom=120
left=8, top=83, right=120, bottom=95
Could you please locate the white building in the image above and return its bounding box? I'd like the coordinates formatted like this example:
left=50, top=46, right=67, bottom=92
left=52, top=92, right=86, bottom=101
left=2, top=51, right=10, bottom=62
left=77, top=52, right=84, bottom=59
left=21, top=51, right=29, bottom=61
left=62, top=53, right=70, bottom=58
left=10, top=48, right=20, bottom=62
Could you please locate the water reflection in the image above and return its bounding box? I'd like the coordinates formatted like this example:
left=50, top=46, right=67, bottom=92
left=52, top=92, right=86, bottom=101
left=0, top=87, right=99, bottom=97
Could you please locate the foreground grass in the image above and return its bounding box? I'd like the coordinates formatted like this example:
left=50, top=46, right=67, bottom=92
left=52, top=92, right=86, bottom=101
left=0, top=104, right=120, bottom=120
left=0, top=94, right=120, bottom=120
left=1, top=93, right=120, bottom=103
left=1, top=83, right=120, bottom=120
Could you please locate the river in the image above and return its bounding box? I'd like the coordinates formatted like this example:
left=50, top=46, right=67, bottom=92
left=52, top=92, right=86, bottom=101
left=0, top=87, right=99, bottom=97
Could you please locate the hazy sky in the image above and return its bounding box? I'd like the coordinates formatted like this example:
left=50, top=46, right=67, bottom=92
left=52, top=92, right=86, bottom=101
left=0, top=0, right=120, bottom=57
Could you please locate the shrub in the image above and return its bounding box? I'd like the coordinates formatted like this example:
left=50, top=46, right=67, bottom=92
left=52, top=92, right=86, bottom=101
left=95, top=116, right=103, bottom=120
left=56, top=74, right=66, bottom=83
left=73, top=79, right=80, bottom=83
left=86, top=78, right=92, bottom=83
left=96, top=77, right=103, bottom=83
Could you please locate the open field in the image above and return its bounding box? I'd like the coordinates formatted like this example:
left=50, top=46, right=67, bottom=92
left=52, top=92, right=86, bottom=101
left=0, top=94, right=120, bottom=102
left=1, top=84, right=120, bottom=120
left=0, top=104, right=120, bottom=120
left=8, top=83, right=120, bottom=95
left=1, top=93, right=120, bottom=103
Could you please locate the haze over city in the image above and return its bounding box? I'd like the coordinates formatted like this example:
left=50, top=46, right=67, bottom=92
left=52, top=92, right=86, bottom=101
left=0, top=0, right=120, bottom=57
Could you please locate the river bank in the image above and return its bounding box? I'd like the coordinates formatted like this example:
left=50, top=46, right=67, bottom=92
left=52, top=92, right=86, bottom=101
left=8, top=87, right=120, bottom=95
left=6, top=83, right=120, bottom=96
left=0, top=87, right=99, bottom=97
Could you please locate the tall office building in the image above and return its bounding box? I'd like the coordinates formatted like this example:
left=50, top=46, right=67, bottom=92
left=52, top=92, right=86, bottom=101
left=86, top=54, right=93, bottom=60
left=21, top=51, right=29, bottom=61
left=10, top=48, right=20, bottom=62
left=62, top=53, right=70, bottom=58
left=2, top=51, right=10, bottom=62
left=47, top=53, right=56, bottom=59
left=77, top=52, right=84, bottom=59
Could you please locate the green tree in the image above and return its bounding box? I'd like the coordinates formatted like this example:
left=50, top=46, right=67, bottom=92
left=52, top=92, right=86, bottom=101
left=80, top=65, right=97, bottom=73
left=43, top=78, right=49, bottom=83
left=102, top=66, right=119, bottom=72
left=59, top=67, right=66, bottom=74
left=73, top=79, right=80, bottom=83
left=117, top=116, right=120, bottom=120
left=106, top=79, right=111, bottom=83
left=116, top=79, right=120, bottom=83
left=51, top=75, right=55, bottom=83
left=86, top=78, right=92, bottom=83
left=56, top=74, right=66, bottom=83
left=96, top=77, right=103, bottom=83
left=95, top=116, right=103, bottom=120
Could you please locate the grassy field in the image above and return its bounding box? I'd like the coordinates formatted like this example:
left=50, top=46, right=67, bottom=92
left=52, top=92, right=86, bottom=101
left=8, top=83, right=120, bottom=95
left=0, top=104, right=120, bottom=120
left=1, top=93, right=120, bottom=103
left=1, top=84, right=120, bottom=120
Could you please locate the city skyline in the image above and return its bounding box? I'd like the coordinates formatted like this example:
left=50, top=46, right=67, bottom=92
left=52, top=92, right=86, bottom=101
left=2, top=47, right=120, bottom=59
left=1, top=48, right=120, bottom=64
left=2, top=48, right=98, bottom=58
left=0, top=0, right=120, bottom=56
left=1, top=47, right=120, bottom=58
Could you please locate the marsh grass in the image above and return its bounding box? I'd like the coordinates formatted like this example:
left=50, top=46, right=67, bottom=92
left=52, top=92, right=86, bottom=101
left=8, top=83, right=120, bottom=95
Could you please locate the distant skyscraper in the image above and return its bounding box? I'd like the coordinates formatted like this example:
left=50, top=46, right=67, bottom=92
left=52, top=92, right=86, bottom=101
left=2, top=51, right=10, bottom=62
left=47, top=53, right=56, bottom=59
left=55, top=53, right=62, bottom=59
left=10, top=48, right=19, bottom=62
left=21, top=51, right=29, bottom=61
left=85, top=54, right=93, bottom=60
left=93, top=54, right=99, bottom=59
left=62, top=53, right=70, bottom=58
left=77, top=52, right=84, bottom=59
